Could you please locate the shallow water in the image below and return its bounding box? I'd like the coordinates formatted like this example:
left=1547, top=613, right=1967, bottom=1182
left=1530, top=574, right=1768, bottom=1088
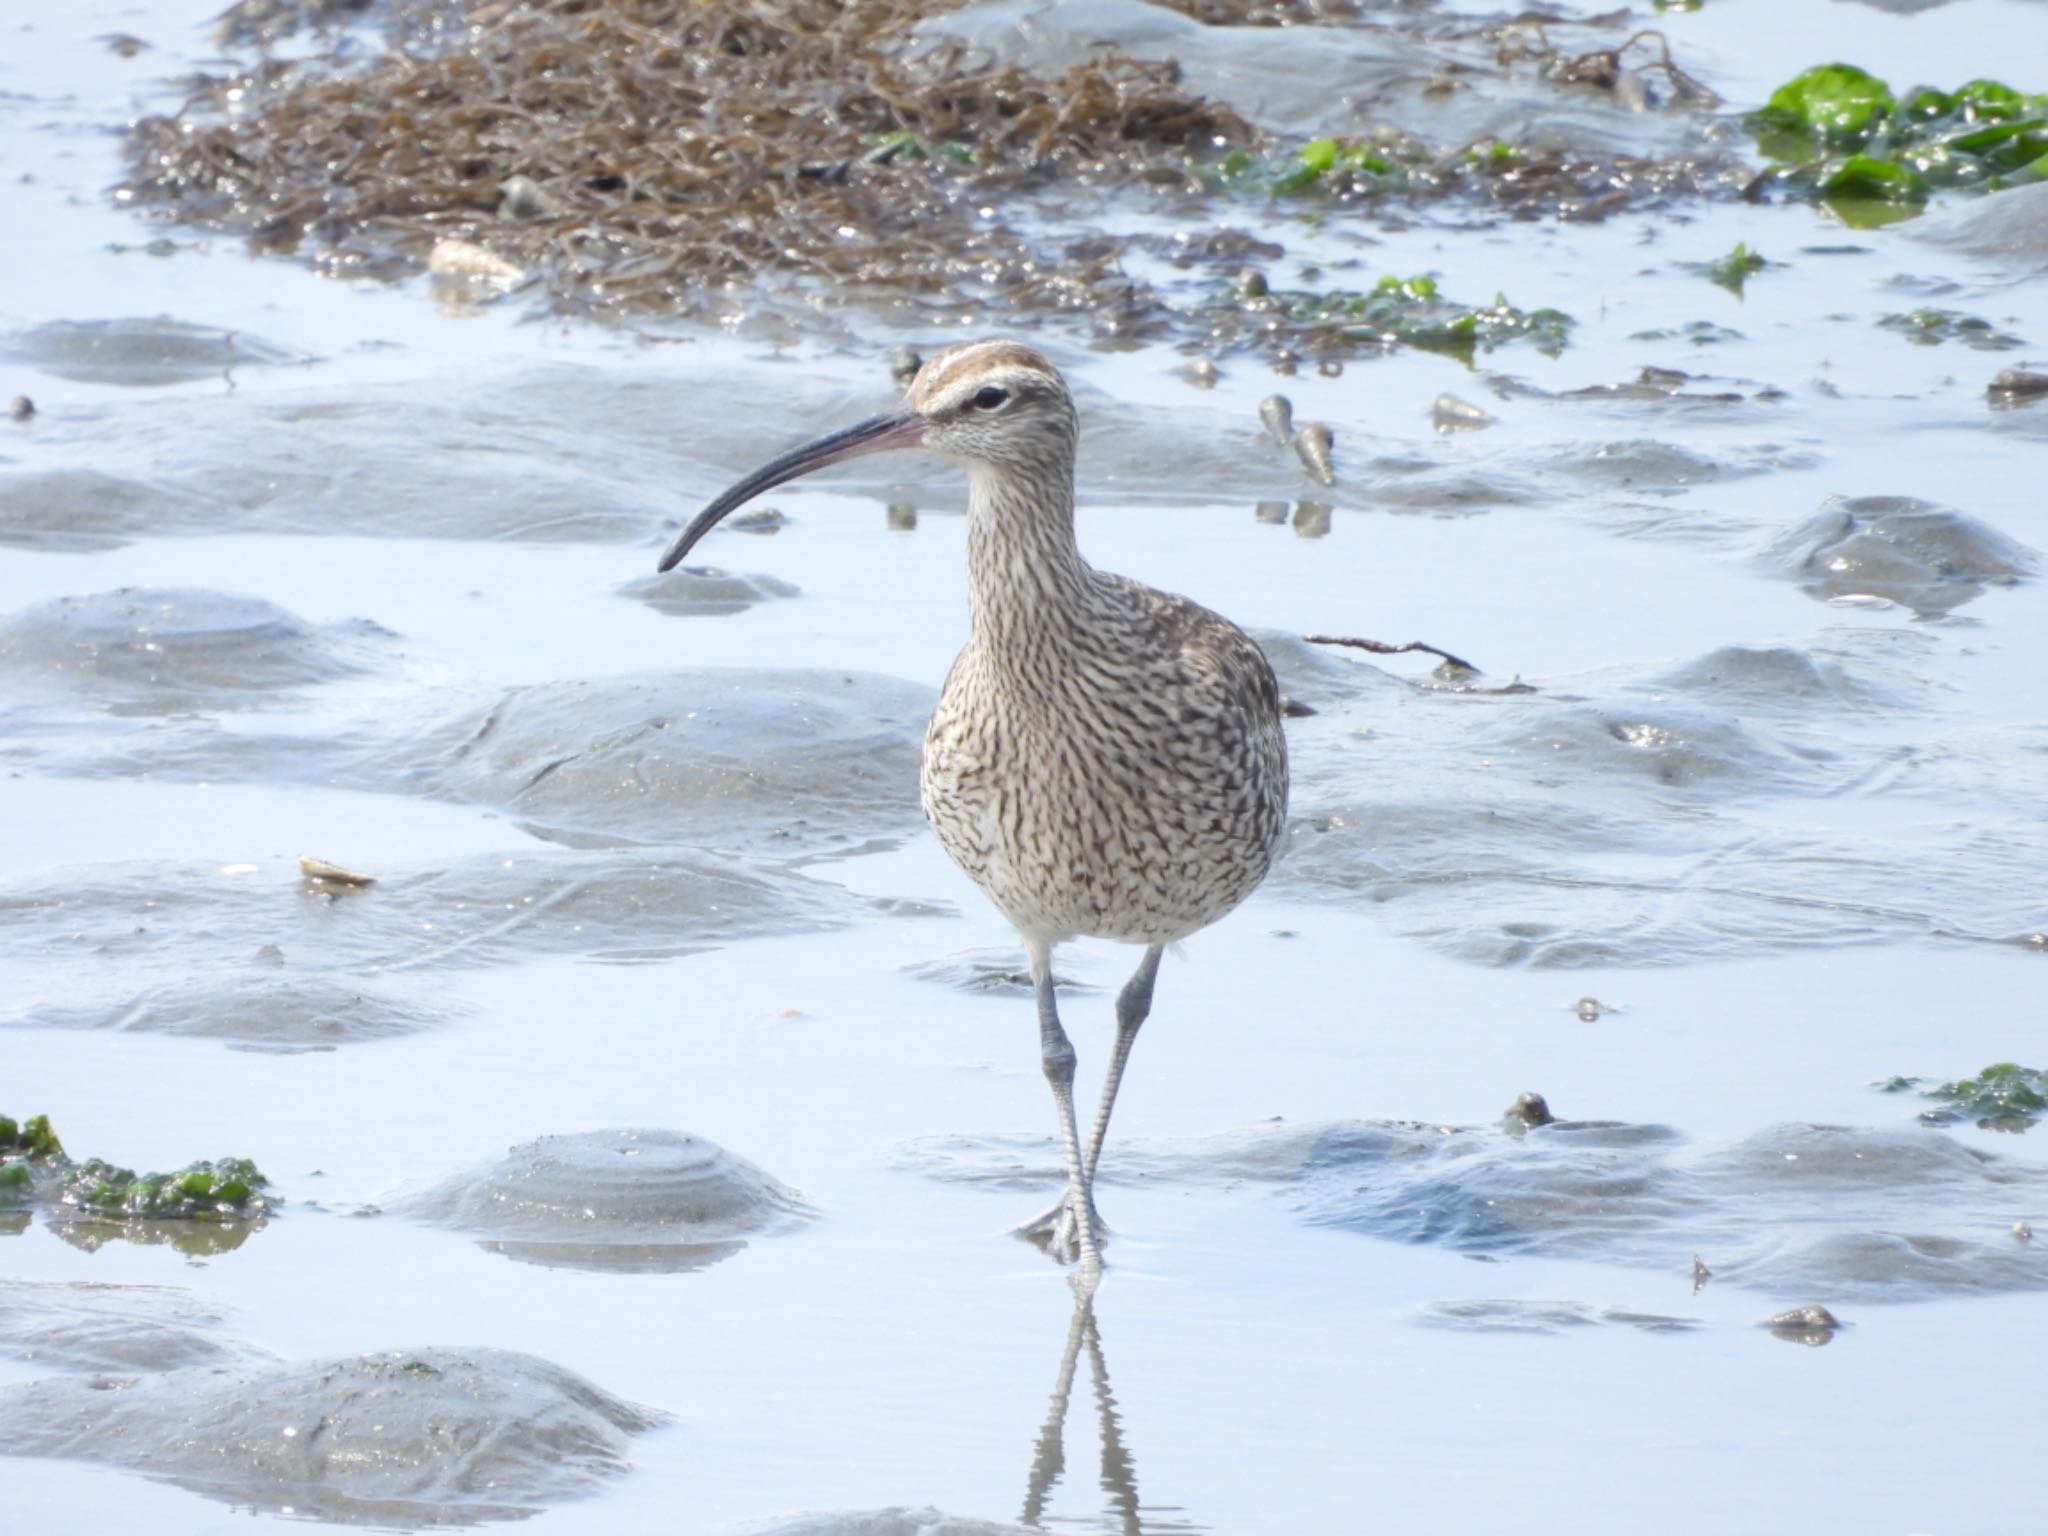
left=4, top=0, right=2047, bottom=1532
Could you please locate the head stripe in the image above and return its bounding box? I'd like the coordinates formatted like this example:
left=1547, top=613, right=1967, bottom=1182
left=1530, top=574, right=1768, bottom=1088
left=909, top=341, right=1061, bottom=408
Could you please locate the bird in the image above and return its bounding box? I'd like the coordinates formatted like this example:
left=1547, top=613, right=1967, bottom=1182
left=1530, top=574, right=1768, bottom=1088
left=657, top=340, right=1289, bottom=1283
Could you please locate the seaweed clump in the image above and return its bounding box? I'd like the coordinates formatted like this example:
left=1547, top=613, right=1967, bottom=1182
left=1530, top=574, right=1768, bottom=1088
left=1750, top=65, right=2048, bottom=224
left=125, top=1, right=1709, bottom=349
left=125, top=0, right=1256, bottom=329
left=1213, top=272, right=1572, bottom=363
left=1881, top=1064, right=2048, bottom=1133
left=0, top=1111, right=273, bottom=1250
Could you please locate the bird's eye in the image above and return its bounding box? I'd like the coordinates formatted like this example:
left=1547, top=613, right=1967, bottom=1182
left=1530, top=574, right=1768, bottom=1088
left=971, top=385, right=1010, bottom=411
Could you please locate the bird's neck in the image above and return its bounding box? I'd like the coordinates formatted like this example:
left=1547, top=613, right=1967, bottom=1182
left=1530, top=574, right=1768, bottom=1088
left=964, top=462, right=1092, bottom=657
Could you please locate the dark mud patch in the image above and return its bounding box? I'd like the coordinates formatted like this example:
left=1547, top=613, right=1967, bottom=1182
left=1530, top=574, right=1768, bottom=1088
left=903, top=1116, right=2048, bottom=1303
left=398, top=669, right=933, bottom=855
left=1768, top=495, right=2036, bottom=617
left=16, top=975, right=453, bottom=1051
left=0, top=318, right=302, bottom=388
left=0, top=1281, right=260, bottom=1374
left=0, top=587, right=385, bottom=714
left=0, top=1346, right=661, bottom=1525
left=398, top=1129, right=813, bottom=1274
left=1498, top=362, right=1785, bottom=413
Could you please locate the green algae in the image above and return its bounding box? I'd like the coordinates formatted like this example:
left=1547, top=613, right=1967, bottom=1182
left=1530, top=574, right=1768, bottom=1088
left=1761, top=64, right=1897, bottom=148
left=1220, top=273, right=1573, bottom=362
left=1877, top=308, right=2023, bottom=350
left=0, top=1113, right=65, bottom=1160
left=60, top=1157, right=270, bottom=1220
left=1687, top=242, right=1768, bottom=296
left=0, top=1111, right=273, bottom=1234
left=1753, top=64, right=2048, bottom=223
left=1255, top=135, right=1421, bottom=195
left=1630, top=319, right=1744, bottom=345
left=1881, top=1064, right=2048, bottom=1133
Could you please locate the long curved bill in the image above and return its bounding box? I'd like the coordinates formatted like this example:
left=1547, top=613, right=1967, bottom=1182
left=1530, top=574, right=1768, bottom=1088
left=657, top=411, right=926, bottom=572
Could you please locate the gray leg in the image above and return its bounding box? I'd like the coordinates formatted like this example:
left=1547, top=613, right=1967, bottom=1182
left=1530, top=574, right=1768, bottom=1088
left=1082, top=944, right=1163, bottom=1182
left=1029, top=939, right=1101, bottom=1280
left=1018, top=944, right=1164, bottom=1262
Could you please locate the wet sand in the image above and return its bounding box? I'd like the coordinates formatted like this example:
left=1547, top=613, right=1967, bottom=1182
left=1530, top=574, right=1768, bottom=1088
left=4, top=0, right=2046, bottom=1532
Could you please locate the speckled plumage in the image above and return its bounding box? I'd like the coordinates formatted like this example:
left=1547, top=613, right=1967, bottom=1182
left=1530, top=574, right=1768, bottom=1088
left=659, top=339, right=1288, bottom=1282
left=920, top=424, right=1288, bottom=948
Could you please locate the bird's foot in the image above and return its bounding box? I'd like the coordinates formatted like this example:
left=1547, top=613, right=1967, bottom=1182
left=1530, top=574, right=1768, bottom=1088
left=1013, top=1189, right=1109, bottom=1269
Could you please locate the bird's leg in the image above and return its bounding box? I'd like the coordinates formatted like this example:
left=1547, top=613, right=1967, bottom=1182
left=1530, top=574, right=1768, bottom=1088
left=1082, top=944, right=1163, bottom=1185
left=1017, top=944, right=1163, bottom=1261
left=1026, top=939, right=1102, bottom=1279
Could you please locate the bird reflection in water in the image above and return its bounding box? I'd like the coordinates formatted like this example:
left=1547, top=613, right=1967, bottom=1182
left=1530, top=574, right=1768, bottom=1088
left=1020, top=1297, right=1203, bottom=1535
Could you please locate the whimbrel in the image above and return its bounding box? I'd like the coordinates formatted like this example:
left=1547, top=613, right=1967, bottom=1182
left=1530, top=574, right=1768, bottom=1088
left=658, top=341, right=1289, bottom=1281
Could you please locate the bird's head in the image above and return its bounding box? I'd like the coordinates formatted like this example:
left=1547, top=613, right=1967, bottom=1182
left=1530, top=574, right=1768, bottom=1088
left=657, top=340, right=1075, bottom=572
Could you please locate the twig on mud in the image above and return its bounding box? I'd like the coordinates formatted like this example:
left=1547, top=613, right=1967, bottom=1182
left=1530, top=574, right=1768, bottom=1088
left=1305, top=633, right=1480, bottom=673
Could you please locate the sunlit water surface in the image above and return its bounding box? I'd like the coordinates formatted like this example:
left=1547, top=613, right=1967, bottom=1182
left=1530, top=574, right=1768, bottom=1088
left=2, top=2, right=2045, bottom=1533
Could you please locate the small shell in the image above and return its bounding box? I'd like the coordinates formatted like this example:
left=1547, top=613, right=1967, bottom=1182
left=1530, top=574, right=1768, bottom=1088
left=1182, top=356, right=1219, bottom=389
left=1988, top=368, right=2048, bottom=404
left=1691, top=1255, right=1712, bottom=1294
left=1293, top=422, right=1336, bottom=486
left=888, top=346, right=923, bottom=390
left=298, top=855, right=376, bottom=887
left=8, top=395, right=33, bottom=422
left=1762, top=1305, right=1839, bottom=1332
left=1613, top=68, right=1652, bottom=115
left=1432, top=393, right=1496, bottom=434
left=426, top=238, right=524, bottom=285
left=1270, top=348, right=1299, bottom=377
left=1258, top=394, right=1294, bottom=445
left=886, top=502, right=917, bottom=532
left=1505, top=1091, right=1554, bottom=1127
left=1292, top=500, right=1332, bottom=540
left=497, top=175, right=558, bottom=221
left=1253, top=500, right=1288, bottom=525
left=1235, top=266, right=1269, bottom=299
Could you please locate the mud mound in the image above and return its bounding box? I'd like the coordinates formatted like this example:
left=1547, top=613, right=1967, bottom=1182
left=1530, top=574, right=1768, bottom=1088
left=401, top=1128, right=814, bottom=1272
left=0, top=587, right=381, bottom=712
left=901, top=1116, right=2048, bottom=1303
left=0, top=1346, right=659, bottom=1524
left=0, top=318, right=301, bottom=388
